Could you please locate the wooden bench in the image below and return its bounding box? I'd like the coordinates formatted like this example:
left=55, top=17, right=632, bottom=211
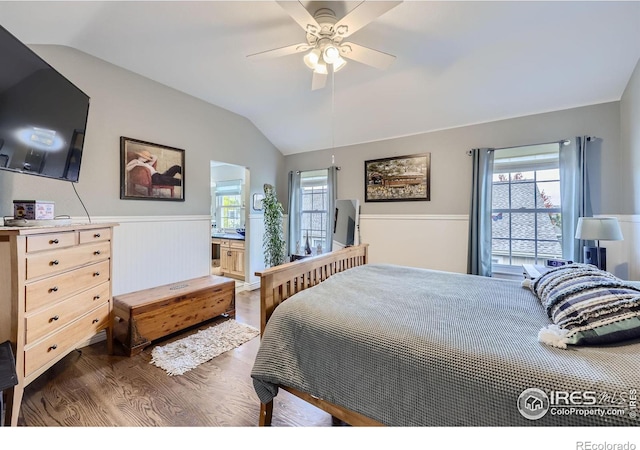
left=113, top=275, right=236, bottom=356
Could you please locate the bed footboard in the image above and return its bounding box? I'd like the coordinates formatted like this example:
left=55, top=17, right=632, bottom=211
left=255, top=244, right=369, bottom=335
left=254, top=244, right=371, bottom=426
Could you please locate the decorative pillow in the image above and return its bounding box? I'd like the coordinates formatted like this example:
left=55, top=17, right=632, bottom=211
left=529, top=264, right=640, bottom=349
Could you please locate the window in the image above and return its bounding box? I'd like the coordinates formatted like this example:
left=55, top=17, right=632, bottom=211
left=491, top=143, right=562, bottom=269
left=299, top=169, right=329, bottom=252
left=214, top=179, right=243, bottom=230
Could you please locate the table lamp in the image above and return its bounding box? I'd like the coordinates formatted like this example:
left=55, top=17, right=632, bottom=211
left=574, top=217, right=623, bottom=271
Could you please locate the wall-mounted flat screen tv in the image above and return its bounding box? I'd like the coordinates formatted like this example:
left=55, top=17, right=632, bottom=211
left=332, top=199, right=360, bottom=250
left=0, top=24, right=89, bottom=182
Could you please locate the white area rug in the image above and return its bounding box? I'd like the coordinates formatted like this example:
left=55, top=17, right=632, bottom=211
left=150, top=319, right=259, bottom=376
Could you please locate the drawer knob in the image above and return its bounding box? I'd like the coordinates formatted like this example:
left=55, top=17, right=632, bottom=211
left=49, top=286, right=59, bottom=293
left=92, top=318, right=99, bottom=324
left=93, top=272, right=100, bottom=277
left=93, top=295, right=100, bottom=300
left=94, top=250, right=101, bottom=255
left=50, top=239, right=59, bottom=244
left=94, top=233, right=101, bottom=238
left=51, top=260, right=59, bottom=266
left=48, top=344, right=58, bottom=351
left=50, top=315, right=59, bottom=322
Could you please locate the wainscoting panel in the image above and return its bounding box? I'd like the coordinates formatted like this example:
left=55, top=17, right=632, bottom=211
left=603, top=215, right=640, bottom=281
left=86, top=216, right=212, bottom=296
left=80, top=213, right=639, bottom=301
left=359, top=214, right=469, bottom=274
left=247, top=214, right=265, bottom=290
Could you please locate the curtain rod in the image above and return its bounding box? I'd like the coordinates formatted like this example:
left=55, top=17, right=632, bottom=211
left=466, top=136, right=597, bottom=156
left=294, top=166, right=341, bottom=174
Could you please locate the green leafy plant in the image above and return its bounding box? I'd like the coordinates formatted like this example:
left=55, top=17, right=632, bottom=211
left=262, top=183, right=287, bottom=267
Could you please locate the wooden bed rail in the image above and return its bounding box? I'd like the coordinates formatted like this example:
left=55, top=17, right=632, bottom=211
left=255, top=243, right=369, bottom=335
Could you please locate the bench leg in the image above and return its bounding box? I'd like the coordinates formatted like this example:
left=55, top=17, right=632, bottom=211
left=123, top=319, right=151, bottom=356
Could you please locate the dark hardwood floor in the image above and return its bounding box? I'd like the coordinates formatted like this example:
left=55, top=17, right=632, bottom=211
left=17, top=289, right=333, bottom=427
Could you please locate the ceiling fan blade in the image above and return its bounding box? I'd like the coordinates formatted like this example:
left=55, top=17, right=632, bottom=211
left=277, top=1, right=321, bottom=37
left=247, top=43, right=311, bottom=60
left=339, top=42, right=396, bottom=70
left=311, top=71, right=327, bottom=91
left=334, top=1, right=402, bottom=39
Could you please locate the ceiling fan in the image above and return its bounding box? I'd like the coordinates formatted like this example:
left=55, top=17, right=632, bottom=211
left=248, top=1, right=402, bottom=90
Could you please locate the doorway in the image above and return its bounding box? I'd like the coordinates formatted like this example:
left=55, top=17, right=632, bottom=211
left=210, top=161, right=250, bottom=285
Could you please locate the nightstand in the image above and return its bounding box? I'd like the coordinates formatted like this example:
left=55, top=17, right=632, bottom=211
left=291, top=253, right=312, bottom=262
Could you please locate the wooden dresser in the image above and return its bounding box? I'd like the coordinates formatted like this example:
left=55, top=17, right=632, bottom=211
left=0, top=223, right=117, bottom=426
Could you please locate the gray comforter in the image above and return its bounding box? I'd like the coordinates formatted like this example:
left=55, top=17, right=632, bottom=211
left=251, top=264, right=640, bottom=426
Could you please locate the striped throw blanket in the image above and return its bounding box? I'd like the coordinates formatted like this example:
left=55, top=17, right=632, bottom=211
left=530, top=264, right=640, bottom=348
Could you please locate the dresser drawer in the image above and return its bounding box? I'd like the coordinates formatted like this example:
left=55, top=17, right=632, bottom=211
left=79, top=228, right=111, bottom=244
left=24, top=302, right=110, bottom=377
left=27, top=232, right=76, bottom=253
left=25, top=260, right=111, bottom=312
left=26, top=241, right=111, bottom=280
left=26, top=282, right=111, bottom=344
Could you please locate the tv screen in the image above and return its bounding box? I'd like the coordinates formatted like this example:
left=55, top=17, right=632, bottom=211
left=332, top=199, right=360, bottom=250
left=0, top=24, right=89, bottom=182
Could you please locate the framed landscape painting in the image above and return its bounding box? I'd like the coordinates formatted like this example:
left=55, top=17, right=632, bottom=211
left=120, top=137, right=185, bottom=201
left=364, top=153, right=431, bottom=202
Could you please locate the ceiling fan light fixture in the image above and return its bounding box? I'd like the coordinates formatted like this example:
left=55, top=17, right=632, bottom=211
left=303, top=48, right=321, bottom=69
left=322, top=45, right=340, bottom=64
left=333, top=56, right=347, bottom=72
left=314, top=60, right=328, bottom=75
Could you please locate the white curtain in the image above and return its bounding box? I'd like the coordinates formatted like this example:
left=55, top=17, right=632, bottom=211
left=287, top=170, right=301, bottom=256
left=559, top=136, right=592, bottom=263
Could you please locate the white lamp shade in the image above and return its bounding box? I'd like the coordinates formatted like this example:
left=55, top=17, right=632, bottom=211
left=322, top=45, right=340, bottom=64
left=575, top=217, right=623, bottom=241
left=333, top=56, right=347, bottom=72
left=304, top=49, right=321, bottom=70
left=313, top=60, right=328, bottom=75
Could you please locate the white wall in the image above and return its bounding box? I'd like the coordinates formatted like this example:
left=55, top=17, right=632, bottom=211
left=620, top=59, right=640, bottom=214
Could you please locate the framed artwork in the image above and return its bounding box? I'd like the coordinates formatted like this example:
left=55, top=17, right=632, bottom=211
left=120, top=137, right=185, bottom=201
left=364, top=153, right=431, bottom=202
left=252, top=193, right=264, bottom=211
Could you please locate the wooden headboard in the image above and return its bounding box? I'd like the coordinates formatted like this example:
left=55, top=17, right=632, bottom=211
left=254, top=243, right=369, bottom=335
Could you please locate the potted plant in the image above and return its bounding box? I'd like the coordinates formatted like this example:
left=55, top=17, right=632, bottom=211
left=262, top=183, right=287, bottom=267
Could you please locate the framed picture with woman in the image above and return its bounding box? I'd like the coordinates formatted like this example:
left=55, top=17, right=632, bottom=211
left=120, top=137, right=185, bottom=201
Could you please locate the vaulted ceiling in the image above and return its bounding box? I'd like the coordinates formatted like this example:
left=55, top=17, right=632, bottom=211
left=1, top=1, right=638, bottom=155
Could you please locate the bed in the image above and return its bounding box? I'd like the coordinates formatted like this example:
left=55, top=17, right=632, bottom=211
left=251, top=244, right=640, bottom=426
